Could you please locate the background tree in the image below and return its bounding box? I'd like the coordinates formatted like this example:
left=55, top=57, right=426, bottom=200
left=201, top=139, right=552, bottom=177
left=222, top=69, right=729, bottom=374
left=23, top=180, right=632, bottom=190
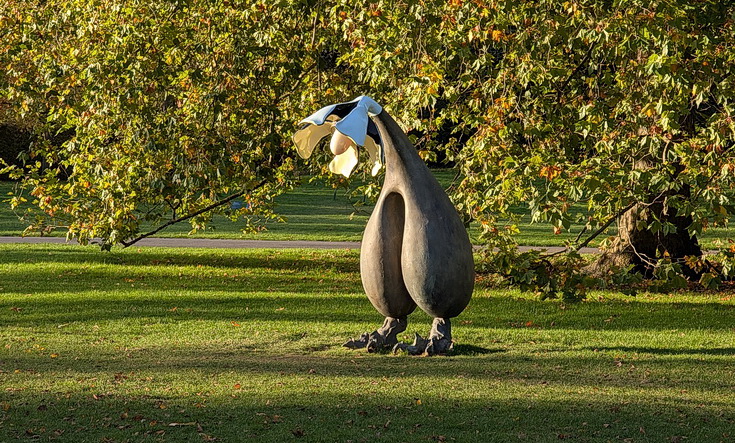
left=325, top=0, right=735, bottom=293
left=3, top=0, right=735, bottom=293
left=0, top=0, right=355, bottom=247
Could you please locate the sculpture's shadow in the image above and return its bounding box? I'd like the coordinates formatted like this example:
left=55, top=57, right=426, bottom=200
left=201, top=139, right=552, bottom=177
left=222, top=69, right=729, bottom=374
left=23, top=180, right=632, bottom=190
left=371, top=343, right=503, bottom=356
left=451, top=344, right=503, bottom=356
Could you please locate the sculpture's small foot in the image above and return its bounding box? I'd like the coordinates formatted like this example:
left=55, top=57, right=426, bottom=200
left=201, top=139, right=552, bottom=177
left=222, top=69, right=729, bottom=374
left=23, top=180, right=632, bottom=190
left=392, top=332, right=429, bottom=355
left=393, top=318, right=454, bottom=356
left=343, top=317, right=407, bottom=352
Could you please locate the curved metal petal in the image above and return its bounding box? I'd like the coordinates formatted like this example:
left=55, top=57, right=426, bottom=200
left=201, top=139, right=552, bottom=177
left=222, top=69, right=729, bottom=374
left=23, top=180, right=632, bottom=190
left=299, top=96, right=382, bottom=127
left=334, top=104, right=370, bottom=147
left=328, top=146, right=359, bottom=178
left=299, top=103, right=339, bottom=127
left=293, top=96, right=384, bottom=176
left=292, top=123, right=332, bottom=159
left=352, top=95, right=383, bottom=116
left=364, top=135, right=383, bottom=176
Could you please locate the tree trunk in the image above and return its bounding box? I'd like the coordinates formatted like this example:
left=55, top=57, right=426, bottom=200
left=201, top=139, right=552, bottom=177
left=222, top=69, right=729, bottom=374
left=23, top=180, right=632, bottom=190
left=589, top=156, right=702, bottom=279
left=589, top=190, right=702, bottom=279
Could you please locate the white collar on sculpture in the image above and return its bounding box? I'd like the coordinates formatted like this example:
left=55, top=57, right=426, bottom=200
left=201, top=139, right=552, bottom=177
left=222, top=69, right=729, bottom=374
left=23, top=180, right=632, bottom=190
left=293, top=96, right=384, bottom=178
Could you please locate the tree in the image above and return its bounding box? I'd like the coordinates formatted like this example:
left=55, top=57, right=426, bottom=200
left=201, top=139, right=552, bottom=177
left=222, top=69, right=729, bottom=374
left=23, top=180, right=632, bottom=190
left=3, top=0, right=735, bottom=294
left=324, top=0, right=735, bottom=293
left=0, top=0, right=348, bottom=247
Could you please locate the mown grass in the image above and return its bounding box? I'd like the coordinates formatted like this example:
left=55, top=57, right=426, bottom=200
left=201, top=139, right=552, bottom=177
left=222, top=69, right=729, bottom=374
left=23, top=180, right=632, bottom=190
left=2, top=244, right=734, bottom=442
left=3, top=175, right=735, bottom=247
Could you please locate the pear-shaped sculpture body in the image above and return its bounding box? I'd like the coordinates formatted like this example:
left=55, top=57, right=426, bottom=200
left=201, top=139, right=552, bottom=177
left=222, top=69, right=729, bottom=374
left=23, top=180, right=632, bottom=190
left=360, top=112, right=474, bottom=319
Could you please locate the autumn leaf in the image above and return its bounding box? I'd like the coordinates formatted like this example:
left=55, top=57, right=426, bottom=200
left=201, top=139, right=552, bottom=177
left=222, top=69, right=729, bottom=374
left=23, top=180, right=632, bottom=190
left=540, top=165, right=562, bottom=181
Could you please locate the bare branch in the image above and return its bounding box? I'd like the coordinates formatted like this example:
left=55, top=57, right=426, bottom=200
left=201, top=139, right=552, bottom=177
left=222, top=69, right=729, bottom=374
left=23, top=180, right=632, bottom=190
left=120, top=179, right=268, bottom=248
left=542, top=200, right=637, bottom=258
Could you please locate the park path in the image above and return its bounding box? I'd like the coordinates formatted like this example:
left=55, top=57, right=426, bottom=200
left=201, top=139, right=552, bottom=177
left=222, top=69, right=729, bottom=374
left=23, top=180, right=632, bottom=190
left=0, top=235, right=600, bottom=254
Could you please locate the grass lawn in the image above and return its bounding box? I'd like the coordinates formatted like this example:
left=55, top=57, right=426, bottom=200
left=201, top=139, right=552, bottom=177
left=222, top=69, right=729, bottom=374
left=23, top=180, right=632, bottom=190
left=2, top=244, right=734, bottom=442
left=4, top=175, right=735, bottom=247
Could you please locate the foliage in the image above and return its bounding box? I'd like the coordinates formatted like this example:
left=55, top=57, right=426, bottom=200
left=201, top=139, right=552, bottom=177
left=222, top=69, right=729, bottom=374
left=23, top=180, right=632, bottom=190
left=324, top=0, right=735, bottom=294
left=0, top=0, right=341, bottom=247
left=3, top=0, right=735, bottom=292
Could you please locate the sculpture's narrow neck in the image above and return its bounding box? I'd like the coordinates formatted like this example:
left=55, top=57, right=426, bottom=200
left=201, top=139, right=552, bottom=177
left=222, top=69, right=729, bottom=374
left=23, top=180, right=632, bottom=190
left=371, top=111, right=425, bottom=176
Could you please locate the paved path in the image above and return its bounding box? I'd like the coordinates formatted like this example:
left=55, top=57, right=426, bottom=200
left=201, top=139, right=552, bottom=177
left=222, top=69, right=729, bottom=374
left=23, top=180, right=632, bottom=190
left=0, top=236, right=600, bottom=254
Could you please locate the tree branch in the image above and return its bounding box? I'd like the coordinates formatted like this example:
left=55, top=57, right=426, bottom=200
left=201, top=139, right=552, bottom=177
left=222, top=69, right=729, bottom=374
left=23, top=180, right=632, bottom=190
left=557, top=42, right=597, bottom=102
left=120, top=179, right=268, bottom=248
left=575, top=201, right=636, bottom=250
left=542, top=200, right=636, bottom=257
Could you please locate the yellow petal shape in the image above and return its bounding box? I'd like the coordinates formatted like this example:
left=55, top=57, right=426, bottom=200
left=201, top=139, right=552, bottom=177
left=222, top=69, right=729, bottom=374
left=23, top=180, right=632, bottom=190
left=328, top=146, right=359, bottom=178
left=292, top=123, right=332, bottom=159
left=330, top=129, right=356, bottom=156
left=364, top=136, right=383, bottom=176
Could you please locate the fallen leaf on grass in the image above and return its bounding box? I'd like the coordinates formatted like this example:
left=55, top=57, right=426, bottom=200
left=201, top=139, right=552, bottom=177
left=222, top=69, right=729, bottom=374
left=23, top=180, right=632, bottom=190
left=169, top=422, right=197, bottom=427
left=291, top=428, right=305, bottom=437
left=10, top=307, right=22, bottom=312
left=231, top=322, right=241, bottom=327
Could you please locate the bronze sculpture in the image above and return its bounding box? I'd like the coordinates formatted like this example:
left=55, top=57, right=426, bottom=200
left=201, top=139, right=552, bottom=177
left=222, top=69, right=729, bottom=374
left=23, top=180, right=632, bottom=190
left=293, top=96, right=474, bottom=355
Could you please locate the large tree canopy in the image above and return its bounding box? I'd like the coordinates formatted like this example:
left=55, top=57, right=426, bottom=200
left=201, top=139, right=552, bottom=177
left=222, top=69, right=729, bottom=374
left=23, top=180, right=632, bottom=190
left=0, top=0, right=335, bottom=246
left=3, top=0, right=735, bottom=291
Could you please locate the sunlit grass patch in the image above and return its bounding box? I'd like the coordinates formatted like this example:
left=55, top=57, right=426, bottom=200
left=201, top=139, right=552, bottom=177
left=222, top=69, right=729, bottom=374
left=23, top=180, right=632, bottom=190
left=1, top=244, right=734, bottom=442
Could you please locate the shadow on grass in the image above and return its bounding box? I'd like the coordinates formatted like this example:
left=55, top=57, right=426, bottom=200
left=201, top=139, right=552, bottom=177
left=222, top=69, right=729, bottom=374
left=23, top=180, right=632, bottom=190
left=3, top=291, right=735, bottom=333
left=451, top=344, right=500, bottom=355
left=0, top=244, right=360, bottom=272
left=585, top=346, right=735, bottom=356
left=3, top=283, right=735, bottom=334
left=7, top=344, right=735, bottom=392
left=4, top=391, right=730, bottom=442
left=3, top=350, right=734, bottom=442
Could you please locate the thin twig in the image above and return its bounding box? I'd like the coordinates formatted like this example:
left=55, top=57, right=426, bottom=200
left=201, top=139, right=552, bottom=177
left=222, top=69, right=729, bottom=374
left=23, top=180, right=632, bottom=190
left=120, top=179, right=267, bottom=248
left=557, top=42, right=597, bottom=102
left=573, top=226, right=588, bottom=243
